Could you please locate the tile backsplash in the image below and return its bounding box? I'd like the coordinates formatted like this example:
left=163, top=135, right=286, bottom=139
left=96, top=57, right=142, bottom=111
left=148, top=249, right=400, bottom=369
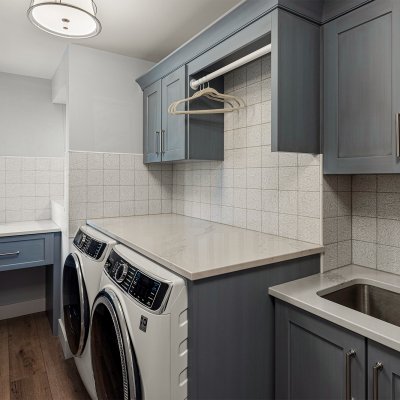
left=0, top=156, right=64, bottom=223
left=322, top=174, right=400, bottom=276
left=172, top=55, right=322, bottom=244
left=322, top=175, right=352, bottom=271
left=68, top=151, right=172, bottom=235
left=351, top=175, right=400, bottom=275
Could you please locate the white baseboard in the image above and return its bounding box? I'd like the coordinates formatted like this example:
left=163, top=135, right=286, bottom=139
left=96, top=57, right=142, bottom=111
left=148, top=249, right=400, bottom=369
left=58, top=318, right=73, bottom=359
left=0, top=298, right=46, bottom=320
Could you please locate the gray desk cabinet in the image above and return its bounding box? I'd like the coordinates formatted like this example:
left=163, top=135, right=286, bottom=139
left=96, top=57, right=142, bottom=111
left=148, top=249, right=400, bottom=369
left=324, top=0, right=400, bottom=174
left=276, top=301, right=366, bottom=400
left=368, top=341, right=400, bottom=400
left=0, top=232, right=61, bottom=335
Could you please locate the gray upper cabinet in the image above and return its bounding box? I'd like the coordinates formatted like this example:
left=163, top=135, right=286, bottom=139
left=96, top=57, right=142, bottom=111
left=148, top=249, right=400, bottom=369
left=324, top=0, right=400, bottom=174
left=271, top=9, right=320, bottom=154
left=276, top=301, right=366, bottom=400
left=161, top=66, right=186, bottom=162
left=368, top=341, right=400, bottom=400
left=143, top=67, right=186, bottom=163
left=143, top=64, right=223, bottom=164
left=143, top=80, right=162, bottom=164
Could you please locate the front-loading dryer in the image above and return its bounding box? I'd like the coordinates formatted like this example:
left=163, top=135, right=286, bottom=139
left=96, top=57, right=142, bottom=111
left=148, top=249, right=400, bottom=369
left=63, top=225, right=116, bottom=399
left=91, top=244, right=188, bottom=400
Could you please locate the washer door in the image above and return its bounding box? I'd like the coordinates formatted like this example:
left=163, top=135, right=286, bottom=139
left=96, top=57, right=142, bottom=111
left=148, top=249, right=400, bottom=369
left=91, top=289, right=142, bottom=400
left=62, top=253, right=90, bottom=357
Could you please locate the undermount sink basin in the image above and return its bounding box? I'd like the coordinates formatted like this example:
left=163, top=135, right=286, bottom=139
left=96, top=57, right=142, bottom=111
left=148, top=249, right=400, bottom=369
left=319, top=283, right=400, bottom=328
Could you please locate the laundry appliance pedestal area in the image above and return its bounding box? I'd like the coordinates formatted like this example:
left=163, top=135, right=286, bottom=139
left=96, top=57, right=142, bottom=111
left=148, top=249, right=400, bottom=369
left=88, top=214, right=322, bottom=399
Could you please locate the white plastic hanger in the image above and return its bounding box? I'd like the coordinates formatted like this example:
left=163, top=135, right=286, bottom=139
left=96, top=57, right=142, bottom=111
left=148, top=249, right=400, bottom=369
left=168, top=83, right=245, bottom=115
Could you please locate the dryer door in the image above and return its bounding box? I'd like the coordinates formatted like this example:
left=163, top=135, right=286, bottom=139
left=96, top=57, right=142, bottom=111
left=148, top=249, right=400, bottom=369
left=62, top=253, right=90, bottom=357
left=91, top=288, right=142, bottom=400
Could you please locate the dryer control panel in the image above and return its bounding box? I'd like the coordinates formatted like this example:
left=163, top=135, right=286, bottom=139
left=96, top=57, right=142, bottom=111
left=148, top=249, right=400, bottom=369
left=105, top=250, right=170, bottom=312
left=73, top=229, right=107, bottom=260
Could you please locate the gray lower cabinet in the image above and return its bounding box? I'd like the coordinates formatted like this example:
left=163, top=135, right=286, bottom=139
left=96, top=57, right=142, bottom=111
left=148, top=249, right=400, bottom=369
left=368, top=341, right=400, bottom=400
left=324, top=0, right=400, bottom=174
left=188, top=255, right=320, bottom=400
left=276, top=301, right=400, bottom=400
left=276, top=300, right=366, bottom=400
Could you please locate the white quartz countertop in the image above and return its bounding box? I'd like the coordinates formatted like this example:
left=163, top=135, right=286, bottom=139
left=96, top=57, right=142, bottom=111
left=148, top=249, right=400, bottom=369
left=269, top=264, right=400, bottom=352
left=0, top=220, right=61, bottom=238
left=87, top=214, right=323, bottom=280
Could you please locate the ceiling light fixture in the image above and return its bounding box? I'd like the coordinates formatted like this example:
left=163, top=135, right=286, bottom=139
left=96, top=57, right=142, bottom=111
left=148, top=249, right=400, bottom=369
left=27, top=0, right=101, bottom=39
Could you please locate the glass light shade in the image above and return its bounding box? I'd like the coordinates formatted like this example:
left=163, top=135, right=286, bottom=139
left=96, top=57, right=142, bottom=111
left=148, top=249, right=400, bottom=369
left=27, top=0, right=101, bottom=38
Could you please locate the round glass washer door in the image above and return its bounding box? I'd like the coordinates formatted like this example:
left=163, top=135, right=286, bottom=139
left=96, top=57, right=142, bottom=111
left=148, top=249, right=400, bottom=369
left=62, top=253, right=90, bottom=357
left=91, top=288, right=142, bottom=400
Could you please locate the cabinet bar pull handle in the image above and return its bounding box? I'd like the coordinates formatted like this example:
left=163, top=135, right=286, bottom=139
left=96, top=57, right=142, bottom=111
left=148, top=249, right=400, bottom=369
left=0, top=251, right=20, bottom=257
left=346, top=349, right=356, bottom=400
left=397, top=113, right=400, bottom=158
left=373, top=362, right=383, bottom=400
left=156, top=131, right=160, bottom=155
left=161, top=130, right=165, bottom=154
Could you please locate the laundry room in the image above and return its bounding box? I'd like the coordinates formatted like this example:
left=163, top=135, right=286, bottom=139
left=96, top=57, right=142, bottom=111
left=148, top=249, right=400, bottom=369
left=2, top=0, right=400, bottom=399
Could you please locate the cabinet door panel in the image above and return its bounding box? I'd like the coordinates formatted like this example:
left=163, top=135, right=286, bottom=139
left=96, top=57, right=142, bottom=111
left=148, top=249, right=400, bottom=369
left=338, top=12, right=392, bottom=158
left=324, top=0, right=400, bottom=174
left=276, top=301, right=366, bottom=400
left=368, top=341, right=400, bottom=400
left=143, top=80, right=161, bottom=164
left=161, top=66, right=186, bottom=162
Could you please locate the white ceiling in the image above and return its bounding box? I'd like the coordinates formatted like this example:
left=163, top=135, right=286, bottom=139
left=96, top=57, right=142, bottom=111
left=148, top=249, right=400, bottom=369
left=0, top=0, right=242, bottom=79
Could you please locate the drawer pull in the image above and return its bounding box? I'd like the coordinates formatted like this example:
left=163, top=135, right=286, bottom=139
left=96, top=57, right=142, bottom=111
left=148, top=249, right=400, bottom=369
left=345, top=349, right=356, bottom=400
left=0, top=251, right=20, bottom=257
left=373, top=362, right=383, bottom=400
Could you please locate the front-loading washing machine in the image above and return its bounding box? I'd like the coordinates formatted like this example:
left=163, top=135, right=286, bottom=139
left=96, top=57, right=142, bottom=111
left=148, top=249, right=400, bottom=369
left=63, top=225, right=116, bottom=399
left=90, top=244, right=188, bottom=400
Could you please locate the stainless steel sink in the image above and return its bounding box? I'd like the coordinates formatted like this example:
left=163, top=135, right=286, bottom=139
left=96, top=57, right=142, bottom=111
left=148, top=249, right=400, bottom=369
left=320, top=283, right=400, bottom=328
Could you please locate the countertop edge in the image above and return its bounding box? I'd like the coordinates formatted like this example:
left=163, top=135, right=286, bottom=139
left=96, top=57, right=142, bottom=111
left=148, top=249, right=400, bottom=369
left=87, top=219, right=323, bottom=281
left=269, top=285, right=400, bottom=353
left=0, top=221, right=61, bottom=238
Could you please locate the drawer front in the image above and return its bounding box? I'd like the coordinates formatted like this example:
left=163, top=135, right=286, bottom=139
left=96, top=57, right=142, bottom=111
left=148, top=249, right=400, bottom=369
left=0, top=235, right=50, bottom=270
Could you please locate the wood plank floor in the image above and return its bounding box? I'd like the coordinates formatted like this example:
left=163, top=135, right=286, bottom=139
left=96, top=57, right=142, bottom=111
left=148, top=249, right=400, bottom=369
left=1, top=312, right=90, bottom=400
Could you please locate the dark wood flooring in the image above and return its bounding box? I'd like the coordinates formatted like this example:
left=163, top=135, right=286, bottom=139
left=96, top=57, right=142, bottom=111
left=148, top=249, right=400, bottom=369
left=0, top=312, right=90, bottom=400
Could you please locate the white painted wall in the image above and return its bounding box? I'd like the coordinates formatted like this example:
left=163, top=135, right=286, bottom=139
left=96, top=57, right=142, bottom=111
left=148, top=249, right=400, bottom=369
left=68, top=45, right=154, bottom=154
left=0, top=72, right=65, bottom=157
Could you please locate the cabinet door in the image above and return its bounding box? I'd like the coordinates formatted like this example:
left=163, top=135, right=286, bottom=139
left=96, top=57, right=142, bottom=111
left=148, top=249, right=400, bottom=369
left=143, top=80, right=162, bottom=164
left=368, top=341, right=400, bottom=400
left=161, top=66, right=186, bottom=162
left=276, top=301, right=366, bottom=400
left=324, top=0, right=400, bottom=174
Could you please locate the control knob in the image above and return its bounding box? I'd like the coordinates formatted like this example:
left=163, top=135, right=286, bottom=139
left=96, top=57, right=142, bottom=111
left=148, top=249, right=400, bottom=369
left=114, top=261, right=129, bottom=283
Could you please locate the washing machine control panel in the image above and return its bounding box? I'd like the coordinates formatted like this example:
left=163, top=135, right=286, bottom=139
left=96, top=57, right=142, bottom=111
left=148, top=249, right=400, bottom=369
left=105, top=250, right=170, bottom=311
left=73, top=229, right=107, bottom=260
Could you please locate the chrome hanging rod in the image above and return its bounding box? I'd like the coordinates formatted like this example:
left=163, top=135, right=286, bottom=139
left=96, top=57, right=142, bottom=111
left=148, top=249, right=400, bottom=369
left=190, top=44, right=271, bottom=90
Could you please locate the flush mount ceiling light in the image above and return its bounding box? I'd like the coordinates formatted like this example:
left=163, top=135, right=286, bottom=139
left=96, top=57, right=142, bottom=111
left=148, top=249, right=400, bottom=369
left=27, top=0, right=101, bottom=39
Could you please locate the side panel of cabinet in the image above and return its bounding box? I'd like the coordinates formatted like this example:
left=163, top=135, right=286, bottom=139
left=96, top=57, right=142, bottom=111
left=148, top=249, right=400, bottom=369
left=324, top=0, right=400, bottom=173
left=368, top=341, right=400, bottom=400
left=143, top=80, right=162, bottom=164
left=276, top=301, right=366, bottom=400
left=161, top=66, right=186, bottom=162
left=271, top=9, right=320, bottom=154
